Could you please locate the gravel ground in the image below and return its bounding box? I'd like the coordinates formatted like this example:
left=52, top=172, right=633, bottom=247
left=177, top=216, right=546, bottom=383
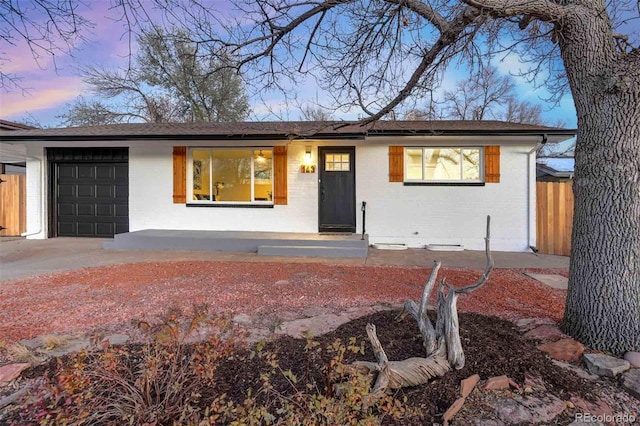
left=0, top=261, right=568, bottom=342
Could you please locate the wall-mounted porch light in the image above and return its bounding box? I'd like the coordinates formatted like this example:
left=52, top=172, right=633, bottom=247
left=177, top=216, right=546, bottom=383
left=301, top=145, right=315, bottom=173
left=304, top=146, right=313, bottom=164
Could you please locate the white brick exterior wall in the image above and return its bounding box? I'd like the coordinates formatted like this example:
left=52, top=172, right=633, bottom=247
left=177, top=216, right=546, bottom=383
left=355, top=143, right=536, bottom=251
left=22, top=137, right=538, bottom=251
left=129, top=143, right=319, bottom=233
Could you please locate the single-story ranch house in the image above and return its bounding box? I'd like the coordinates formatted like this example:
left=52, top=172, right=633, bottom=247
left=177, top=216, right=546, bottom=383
left=0, top=120, right=575, bottom=252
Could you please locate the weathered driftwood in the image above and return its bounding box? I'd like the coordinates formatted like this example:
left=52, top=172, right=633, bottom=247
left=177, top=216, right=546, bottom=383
left=351, top=216, right=494, bottom=396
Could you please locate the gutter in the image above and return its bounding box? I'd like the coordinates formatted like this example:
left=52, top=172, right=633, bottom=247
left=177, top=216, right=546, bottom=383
left=20, top=153, right=44, bottom=238
left=527, top=134, right=548, bottom=252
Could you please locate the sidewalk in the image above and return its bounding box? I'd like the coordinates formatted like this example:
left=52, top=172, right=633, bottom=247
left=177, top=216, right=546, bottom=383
left=0, top=237, right=569, bottom=281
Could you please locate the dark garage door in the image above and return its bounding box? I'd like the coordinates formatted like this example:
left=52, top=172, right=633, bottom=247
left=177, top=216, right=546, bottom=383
left=49, top=148, right=128, bottom=237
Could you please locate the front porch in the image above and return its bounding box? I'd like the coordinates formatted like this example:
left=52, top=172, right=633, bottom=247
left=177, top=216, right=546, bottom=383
left=103, top=230, right=369, bottom=258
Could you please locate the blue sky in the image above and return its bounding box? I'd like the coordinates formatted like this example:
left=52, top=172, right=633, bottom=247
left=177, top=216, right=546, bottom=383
left=0, top=1, right=579, bottom=128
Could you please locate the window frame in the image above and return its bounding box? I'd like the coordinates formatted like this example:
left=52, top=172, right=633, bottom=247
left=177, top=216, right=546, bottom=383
left=186, top=147, right=274, bottom=205
left=404, top=146, right=485, bottom=184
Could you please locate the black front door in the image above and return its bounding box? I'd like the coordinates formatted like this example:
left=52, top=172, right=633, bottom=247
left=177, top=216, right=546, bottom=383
left=318, top=147, right=356, bottom=233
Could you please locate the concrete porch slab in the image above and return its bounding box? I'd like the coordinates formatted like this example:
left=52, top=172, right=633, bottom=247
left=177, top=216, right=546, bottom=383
left=103, top=229, right=369, bottom=257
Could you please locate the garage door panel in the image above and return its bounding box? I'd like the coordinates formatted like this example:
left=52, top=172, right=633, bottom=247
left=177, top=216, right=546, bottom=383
left=76, top=222, right=96, bottom=236
left=58, top=184, right=76, bottom=197
left=78, top=165, right=96, bottom=179
left=58, top=165, right=76, bottom=179
left=58, top=203, right=76, bottom=216
left=96, top=184, right=114, bottom=198
left=52, top=153, right=128, bottom=237
left=115, top=204, right=128, bottom=217
left=58, top=222, right=76, bottom=236
left=77, top=184, right=96, bottom=197
left=115, top=223, right=128, bottom=234
left=96, top=223, right=115, bottom=236
left=77, top=204, right=96, bottom=216
left=96, top=166, right=114, bottom=179
left=114, top=165, right=128, bottom=180
left=96, top=204, right=114, bottom=217
left=115, top=184, right=128, bottom=198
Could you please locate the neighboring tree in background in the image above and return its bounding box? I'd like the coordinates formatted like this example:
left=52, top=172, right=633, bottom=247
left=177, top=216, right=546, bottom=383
left=406, top=67, right=554, bottom=125
left=59, top=28, right=249, bottom=125
left=300, top=105, right=333, bottom=121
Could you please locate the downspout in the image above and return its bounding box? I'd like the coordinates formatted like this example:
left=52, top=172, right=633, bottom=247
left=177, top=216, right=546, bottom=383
left=20, top=152, right=45, bottom=238
left=527, top=134, right=547, bottom=252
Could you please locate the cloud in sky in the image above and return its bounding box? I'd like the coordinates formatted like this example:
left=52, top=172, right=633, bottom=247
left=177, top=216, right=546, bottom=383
left=1, top=76, right=83, bottom=117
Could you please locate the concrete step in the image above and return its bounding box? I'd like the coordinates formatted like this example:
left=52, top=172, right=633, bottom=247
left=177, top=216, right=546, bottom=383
left=257, top=245, right=368, bottom=258
left=104, top=229, right=368, bottom=253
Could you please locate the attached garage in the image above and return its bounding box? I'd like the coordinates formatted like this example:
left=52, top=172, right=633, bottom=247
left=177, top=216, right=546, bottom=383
left=48, top=148, right=129, bottom=237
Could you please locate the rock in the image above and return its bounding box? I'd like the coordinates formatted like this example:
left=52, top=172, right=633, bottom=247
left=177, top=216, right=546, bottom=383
left=101, top=334, right=129, bottom=346
left=469, top=420, right=505, bottom=426
left=552, top=360, right=600, bottom=381
left=583, top=353, right=630, bottom=377
left=622, top=368, right=640, bottom=399
left=301, top=306, right=336, bottom=317
left=232, top=313, right=252, bottom=325
left=484, top=375, right=518, bottom=391
left=344, top=306, right=375, bottom=320
left=35, top=337, right=90, bottom=358
left=276, top=314, right=352, bottom=338
left=624, top=351, right=640, bottom=368
left=515, top=318, right=556, bottom=333
left=570, top=396, right=613, bottom=419
left=443, top=397, right=466, bottom=425
left=461, top=374, right=480, bottom=398
left=523, top=273, right=568, bottom=290
left=523, top=325, right=568, bottom=342
left=490, top=395, right=567, bottom=424
left=537, top=338, right=585, bottom=362
left=0, top=363, right=30, bottom=383
left=568, top=420, right=604, bottom=426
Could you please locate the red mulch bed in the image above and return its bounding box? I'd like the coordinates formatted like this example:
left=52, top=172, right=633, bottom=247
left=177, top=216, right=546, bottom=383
left=0, top=262, right=567, bottom=342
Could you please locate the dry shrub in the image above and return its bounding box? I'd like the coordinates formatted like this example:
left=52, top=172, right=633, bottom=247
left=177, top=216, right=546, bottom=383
left=6, top=343, right=41, bottom=364
left=15, top=307, right=409, bottom=425
left=22, top=306, right=238, bottom=425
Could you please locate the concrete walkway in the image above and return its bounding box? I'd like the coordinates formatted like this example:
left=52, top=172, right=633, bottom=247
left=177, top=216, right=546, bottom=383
left=0, top=237, right=569, bottom=281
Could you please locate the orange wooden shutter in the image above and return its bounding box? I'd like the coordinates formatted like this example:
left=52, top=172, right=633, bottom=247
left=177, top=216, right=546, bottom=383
left=388, top=146, right=404, bottom=182
left=484, top=146, right=500, bottom=183
left=273, top=146, right=288, bottom=205
left=173, top=146, right=187, bottom=203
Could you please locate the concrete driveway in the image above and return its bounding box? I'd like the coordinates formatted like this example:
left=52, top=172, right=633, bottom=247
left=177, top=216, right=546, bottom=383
left=0, top=237, right=569, bottom=281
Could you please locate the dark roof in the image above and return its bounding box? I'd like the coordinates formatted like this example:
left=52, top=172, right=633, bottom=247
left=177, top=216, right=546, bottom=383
left=0, top=119, right=36, bottom=131
left=0, top=120, right=576, bottom=141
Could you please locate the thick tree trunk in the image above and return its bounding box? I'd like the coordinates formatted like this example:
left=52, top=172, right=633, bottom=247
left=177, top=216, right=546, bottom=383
left=559, top=3, right=640, bottom=353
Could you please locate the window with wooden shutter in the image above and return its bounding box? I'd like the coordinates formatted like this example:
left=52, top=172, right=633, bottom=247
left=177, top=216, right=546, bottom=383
left=389, top=146, right=404, bottom=182
left=484, top=146, right=500, bottom=183
left=273, top=146, right=288, bottom=205
left=173, top=146, right=187, bottom=203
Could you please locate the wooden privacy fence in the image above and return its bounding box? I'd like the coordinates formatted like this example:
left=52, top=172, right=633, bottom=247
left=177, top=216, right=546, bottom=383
left=0, top=174, right=26, bottom=236
left=536, top=181, right=574, bottom=256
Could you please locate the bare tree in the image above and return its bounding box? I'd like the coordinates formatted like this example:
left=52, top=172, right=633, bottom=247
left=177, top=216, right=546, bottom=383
left=300, top=105, right=333, bottom=121
left=59, top=28, right=249, bottom=125
left=5, top=0, right=640, bottom=354
left=446, top=67, right=546, bottom=124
